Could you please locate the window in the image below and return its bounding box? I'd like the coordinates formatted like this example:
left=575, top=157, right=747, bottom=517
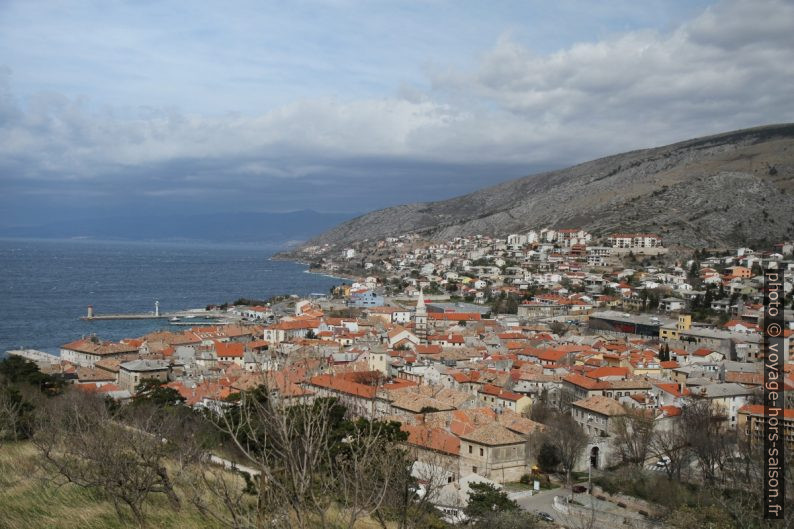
left=479, top=448, right=484, bottom=457
left=468, top=445, right=472, bottom=454
left=472, top=466, right=477, bottom=473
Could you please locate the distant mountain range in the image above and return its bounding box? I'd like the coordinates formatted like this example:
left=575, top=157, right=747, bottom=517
left=302, top=124, right=794, bottom=250
left=0, top=210, right=356, bottom=247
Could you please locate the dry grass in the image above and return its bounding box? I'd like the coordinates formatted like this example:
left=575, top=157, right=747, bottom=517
left=0, top=441, right=223, bottom=529
left=0, top=441, right=398, bottom=529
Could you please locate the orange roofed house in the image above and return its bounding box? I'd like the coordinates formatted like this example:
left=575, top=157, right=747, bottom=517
left=408, top=407, right=544, bottom=484
left=308, top=371, right=384, bottom=416
left=738, top=405, right=794, bottom=451
left=60, top=338, right=140, bottom=367
left=264, top=319, right=321, bottom=344
left=477, top=384, right=532, bottom=414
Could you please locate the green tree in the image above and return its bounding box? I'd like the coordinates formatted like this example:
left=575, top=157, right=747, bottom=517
left=0, top=356, right=62, bottom=394
left=464, top=482, right=520, bottom=519
left=703, top=286, right=714, bottom=307
left=537, top=442, right=560, bottom=473
left=133, top=378, right=185, bottom=408
left=659, top=343, right=670, bottom=362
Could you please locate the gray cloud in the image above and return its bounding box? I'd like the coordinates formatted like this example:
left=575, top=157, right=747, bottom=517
left=1, top=0, right=793, bottom=225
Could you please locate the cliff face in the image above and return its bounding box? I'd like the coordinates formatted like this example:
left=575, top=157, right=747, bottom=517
left=304, top=124, right=794, bottom=249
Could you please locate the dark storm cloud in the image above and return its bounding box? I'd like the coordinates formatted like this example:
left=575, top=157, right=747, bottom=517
left=0, top=0, right=793, bottom=224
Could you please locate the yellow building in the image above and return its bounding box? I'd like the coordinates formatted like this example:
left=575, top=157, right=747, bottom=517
left=659, top=313, right=692, bottom=340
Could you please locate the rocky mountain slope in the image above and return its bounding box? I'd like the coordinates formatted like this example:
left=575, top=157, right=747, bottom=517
left=303, top=124, right=794, bottom=250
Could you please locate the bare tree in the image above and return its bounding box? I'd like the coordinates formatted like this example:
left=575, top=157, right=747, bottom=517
left=206, top=381, right=409, bottom=529
left=612, top=408, right=655, bottom=467
left=562, top=500, right=599, bottom=529
left=375, top=436, right=461, bottom=529
left=543, top=413, right=588, bottom=490
left=708, top=435, right=794, bottom=529
left=333, top=418, right=406, bottom=528
left=649, top=421, right=689, bottom=481
left=679, top=399, right=734, bottom=484
left=33, top=392, right=189, bottom=527
left=208, top=389, right=338, bottom=528
left=0, top=385, right=33, bottom=441
left=182, top=462, right=261, bottom=529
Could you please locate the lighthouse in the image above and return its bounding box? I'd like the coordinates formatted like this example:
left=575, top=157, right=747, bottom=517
left=155, top=300, right=160, bottom=317
left=87, top=305, right=94, bottom=319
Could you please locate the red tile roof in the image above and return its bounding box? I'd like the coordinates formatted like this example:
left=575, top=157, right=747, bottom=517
left=654, top=383, right=690, bottom=398
left=214, top=340, right=244, bottom=358
left=309, top=373, right=377, bottom=399
left=586, top=366, right=629, bottom=380
left=563, top=373, right=608, bottom=390
left=415, top=345, right=442, bottom=355
left=692, top=348, right=715, bottom=357
left=738, top=404, right=794, bottom=419
left=402, top=425, right=460, bottom=455
left=428, top=312, right=482, bottom=321
left=479, top=383, right=525, bottom=402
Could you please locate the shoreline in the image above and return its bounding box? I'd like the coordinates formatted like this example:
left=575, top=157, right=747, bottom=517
left=2, top=243, right=347, bottom=358
left=270, top=254, right=362, bottom=284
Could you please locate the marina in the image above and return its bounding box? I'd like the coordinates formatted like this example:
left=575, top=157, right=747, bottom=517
left=80, top=302, right=233, bottom=322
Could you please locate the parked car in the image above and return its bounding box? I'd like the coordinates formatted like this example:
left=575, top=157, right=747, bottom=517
left=655, top=456, right=671, bottom=468
left=572, top=485, right=587, bottom=493
left=536, top=511, right=554, bottom=522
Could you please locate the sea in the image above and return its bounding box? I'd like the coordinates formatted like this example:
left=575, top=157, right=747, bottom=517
left=0, top=238, right=342, bottom=357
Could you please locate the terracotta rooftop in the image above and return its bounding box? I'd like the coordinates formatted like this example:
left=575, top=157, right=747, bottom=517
left=572, top=395, right=627, bottom=417
left=402, top=425, right=460, bottom=455
left=654, top=383, right=691, bottom=398
left=61, top=339, right=139, bottom=356
left=309, top=373, right=378, bottom=399
left=563, top=373, right=608, bottom=390
left=214, top=340, right=244, bottom=358
left=586, top=366, right=629, bottom=380
left=738, top=404, right=794, bottom=419
left=479, top=383, right=525, bottom=402
left=459, top=421, right=525, bottom=446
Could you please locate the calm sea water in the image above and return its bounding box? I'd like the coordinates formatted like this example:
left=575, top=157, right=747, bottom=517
left=0, top=239, right=341, bottom=356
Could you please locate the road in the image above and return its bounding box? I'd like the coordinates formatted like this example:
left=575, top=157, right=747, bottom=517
left=514, top=487, right=561, bottom=523
left=516, top=484, right=659, bottom=529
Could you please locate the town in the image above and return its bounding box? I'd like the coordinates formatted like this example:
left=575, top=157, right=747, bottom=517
left=4, top=228, right=794, bottom=528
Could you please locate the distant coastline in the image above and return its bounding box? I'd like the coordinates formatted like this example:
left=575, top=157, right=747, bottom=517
left=268, top=255, right=356, bottom=284
left=0, top=236, right=288, bottom=252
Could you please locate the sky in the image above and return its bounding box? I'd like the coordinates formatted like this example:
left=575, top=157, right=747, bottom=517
left=1, top=0, right=793, bottom=226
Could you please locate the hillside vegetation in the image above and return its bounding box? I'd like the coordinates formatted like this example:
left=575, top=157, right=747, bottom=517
left=302, top=123, right=794, bottom=249
left=0, top=442, right=221, bottom=529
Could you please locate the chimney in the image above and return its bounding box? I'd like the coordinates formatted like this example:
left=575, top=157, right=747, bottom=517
left=679, top=381, right=685, bottom=395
